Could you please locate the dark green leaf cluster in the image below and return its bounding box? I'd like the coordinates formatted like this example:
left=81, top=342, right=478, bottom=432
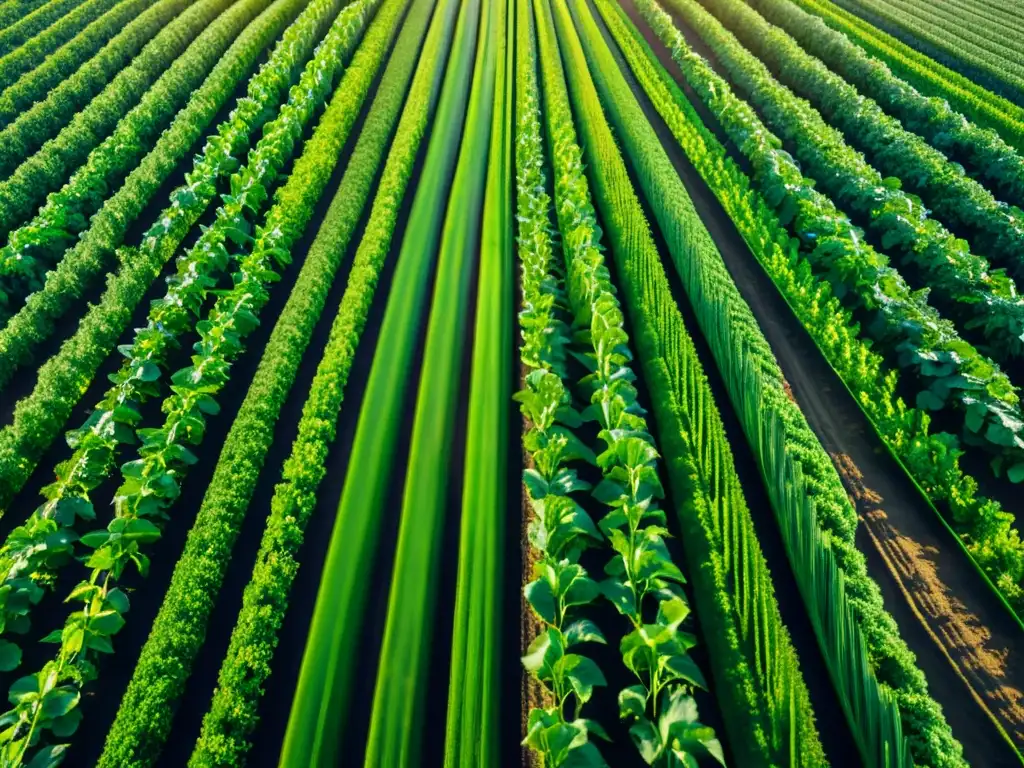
left=0, top=0, right=238, bottom=241
left=0, top=0, right=122, bottom=93
left=653, top=0, right=1024, bottom=481
left=0, top=0, right=313, bottom=510
left=0, top=0, right=273, bottom=317
left=830, top=0, right=1024, bottom=99
left=704, top=0, right=1024, bottom=349
left=787, top=0, right=1024, bottom=159
left=0, top=0, right=184, bottom=134
left=623, top=0, right=1024, bottom=616
left=748, top=0, right=1024, bottom=212
left=0, top=0, right=88, bottom=56
left=0, top=0, right=346, bottom=692
left=0, top=0, right=49, bottom=31
left=604, top=2, right=962, bottom=764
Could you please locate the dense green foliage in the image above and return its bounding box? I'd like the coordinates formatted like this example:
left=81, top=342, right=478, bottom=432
left=574, top=1, right=960, bottom=764
left=632, top=0, right=1024, bottom=613
left=0, top=0, right=355, bottom=681
left=0, top=0, right=187, bottom=133
left=530, top=1, right=724, bottom=765
left=791, top=0, right=1024, bottom=154
left=748, top=0, right=1024, bottom=211
left=0, top=0, right=51, bottom=30
left=0, top=0, right=389, bottom=761
left=0, top=0, right=310, bottom=509
left=834, top=0, right=1024, bottom=99
left=0, top=0, right=232, bottom=229
left=0, top=0, right=123, bottom=91
left=0, top=0, right=244, bottom=262
left=0, top=0, right=87, bottom=55
left=0, top=0, right=157, bottom=129
left=96, top=1, right=431, bottom=763
left=702, top=0, right=1024, bottom=304
left=656, top=0, right=1024, bottom=482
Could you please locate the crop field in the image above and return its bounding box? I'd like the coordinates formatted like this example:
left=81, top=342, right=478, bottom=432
left=2, top=0, right=1024, bottom=765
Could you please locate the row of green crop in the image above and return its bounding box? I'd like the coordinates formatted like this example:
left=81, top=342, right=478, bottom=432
left=0, top=0, right=87, bottom=55
left=637, top=0, right=1024, bottom=613
left=0, top=0, right=51, bottom=31
left=684, top=0, right=1024, bottom=378
left=0, top=0, right=390, bottom=762
left=623, top=0, right=1024, bottom=621
left=876, top=0, right=1024, bottom=65
left=0, top=0, right=185, bottom=135
left=575, top=0, right=958, bottom=764
left=0, top=0, right=238, bottom=272
left=833, top=0, right=1024, bottom=98
left=791, top=0, right=1024, bottom=155
left=659, top=0, right=1024, bottom=481
left=443, top=0, right=511, bottom=761
left=539, top=1, right=828, bottom=764
left=746, top=0, right=1024, bottom=223
left=277, top=0, right=472, bottom=759
left=97, top=0, right=433, bottom=763
left=700, top=0, right=1024, bottom=330
left=0, top=0, right=309, bottom=511
left=527, top=0, right=725, bottom=765
left=0, top=0, right=122, bottom=91
left=514, top=4, right=609, bottom=761
left=365, top=0, right=495, bottom=759
left=0, top=0, right=356, bottom=673
left=0, top=0, right=157, bottom=131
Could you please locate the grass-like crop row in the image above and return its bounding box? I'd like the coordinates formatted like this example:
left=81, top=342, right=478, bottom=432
left=0, top=0, right=87, bottom=55
left=442, top=0, right=510, bottom=762
left=0, top=0, right=362, bottom=672
left=0, top=0, right=187, bottom=135
left=746, top=0, right=1024, bottom=215
left=790, top=0, right=1024, bottom=155
left=0, top=0, right=50, bottom=31
left=833, top=0, right=1024, bottom=99
left=701, top=0, right=1024, bottom=319
left=0, top=0, right=241, bottom=270
left=0, top=0, right=315, bottom=512
left=616, top=0, right=1024, bottom=656
left=97, top=0, right=434, bottom=763
left=276, top=0, right=473, bottom=760
left=191, top=0, right=457, bottom=763
left=660, top=0, right=1024, bottom=481
left=533, top=0, right=725, bottom=764
left=569, top=0, right=962, bottom=764
left=0, top=0, right=157, bottom=128
left=365, top=0, right=495, bottom=760
left=0, top=0, right=392, bottom=760
left=0, top=0, right=123, bottom=92
left=0, top=0, right=230, bottom=229
left=520, top=0, right=822, bottom=764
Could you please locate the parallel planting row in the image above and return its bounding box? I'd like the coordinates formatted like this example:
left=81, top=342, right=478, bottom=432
left=0, top=0, right=1021, bottom=765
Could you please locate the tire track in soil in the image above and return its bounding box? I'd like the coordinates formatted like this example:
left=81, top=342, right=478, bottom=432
left=612, top=2, right=1024, bottom=764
